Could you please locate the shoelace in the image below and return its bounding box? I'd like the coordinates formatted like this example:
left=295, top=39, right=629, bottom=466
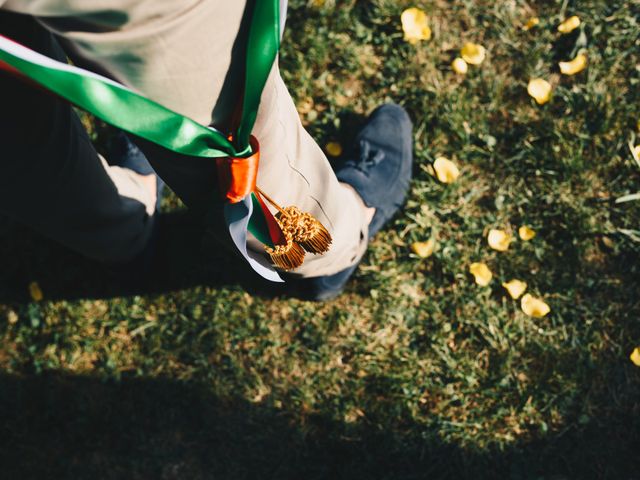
left=346, top=139, right=385, bottom=175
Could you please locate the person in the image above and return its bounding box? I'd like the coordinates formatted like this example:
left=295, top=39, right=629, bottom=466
left=0, top=1, right=413, bottom=300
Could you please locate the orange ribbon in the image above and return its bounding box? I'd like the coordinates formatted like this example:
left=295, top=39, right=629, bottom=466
left=215, top=135, right=260, bottom=203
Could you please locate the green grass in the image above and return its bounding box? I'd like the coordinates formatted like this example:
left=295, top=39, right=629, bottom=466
left=1, top=0, right=640, bottom=478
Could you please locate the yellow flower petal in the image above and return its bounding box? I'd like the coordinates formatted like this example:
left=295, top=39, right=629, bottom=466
left=411, top=238, right=436, bottom=258
left=325, top=141, right=343, bottom=157
left=488, top=229, right=513, bottom=252
left=7, top=310, right=18, bottom=324
left=558, top=15, right=581, bottom=34
left=521, top=293, right=550, bottom=317
left=469, top=262, right=493, bottom=286
left=451, top=57, right=468, bottom=75
left=518, top=225, right=536, bottom=241
left=460, top=42, right=486, bottom=65
left=502, top=279, right=528, bottom=299
left=559, top=53, right=587, bottom=76
left=523, top=17, right=540, bottom=31
left=601, top=236, right=615, bottom=249
left=634, top=145, right=640, bottom=161
left=433, top=157, right=460, bottom=183
left=29, top=281, right=43, bottom=302
left=401, top=8, right=432, bottom=44
left=630, top=347, right=640, bottom=367
left=527, top=78, right=552, bottom=105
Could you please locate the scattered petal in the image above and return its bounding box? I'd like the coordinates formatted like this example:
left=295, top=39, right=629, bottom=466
left=630, top=347, right=640, bottom=367
left=601, top=236, right=615, bottom=249
left=523, top=17, right=540, bottom=31
left=527, top=78, right=552, bottom=105
left=433, top=157, right=460, bottom=183
left=411, top=238, right=436, bottom=258
left=521, top=293, right=550, bottom=317
left=452, top=57, right=468, bottom=75
left=502, top=279, right=528, bottom=299
left=469, top=262, right=493, bottom=286
left=488, top=229, right=513, bottom=252
left=7, top=310, right=18, bottom=324
left=519, top=225, right=536, bottom=241
left=325, top=141, right=343, bottom=157
left=401, top=7, right=432, bottom=44
left=559, top=53, right=587, bottom=75
left=29, top=281, right=43, bottom=302
left=558, top=15, right=581, bottom=34
left=460, top=42, right=486, bottom=65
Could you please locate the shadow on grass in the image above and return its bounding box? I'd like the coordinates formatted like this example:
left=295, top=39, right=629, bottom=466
left=0, top=371, right=637, bottom=480
left=0, top=211, right=287, bottom=304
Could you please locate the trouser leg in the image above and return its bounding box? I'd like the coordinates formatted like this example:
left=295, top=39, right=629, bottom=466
left=0, top=11, right=155, bottom=263
left=81, top=2, right=369, bottom=278
left=133, top=64, right=370, bottom=278
left=249, top=68, right=369, bottom=277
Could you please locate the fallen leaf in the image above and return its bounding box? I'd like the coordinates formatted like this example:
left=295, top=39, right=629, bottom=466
left=502, top=279, right=527, bottom=299
left=433, top=157, right=460, bottom=183
left=519, top=225, right=536, bottom=241
left=401, top=8, right=432, bottom=44
left=527, top=78, right=552, bottom=105
left=29, top=281, right=43, bottom=302
left=411, top=238, right=436, bottom=258
left=452, top=57, right=468, bottom=74
left=559, top=53, right=587, bottom=75
left=325, top=141, right=343, bottom=157
left=460, top=42, right=486, bottom=65
left=488, top=229, right=513, bottom=252
left=470, top=262, right=492, bottom=286
left=521, top=293, right=550, bottom=317
left=558, top=15, right=581, bottom=34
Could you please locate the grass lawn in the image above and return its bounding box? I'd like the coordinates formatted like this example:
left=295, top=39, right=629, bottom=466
left=1, top=0, right=640, bottom=478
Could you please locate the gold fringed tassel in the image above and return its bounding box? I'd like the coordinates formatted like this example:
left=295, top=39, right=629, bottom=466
left=279, top=206, right=332, bottom=254
left=257, top=188, right=333, bottom=270
left=265, top=232, right=306, bottom=270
